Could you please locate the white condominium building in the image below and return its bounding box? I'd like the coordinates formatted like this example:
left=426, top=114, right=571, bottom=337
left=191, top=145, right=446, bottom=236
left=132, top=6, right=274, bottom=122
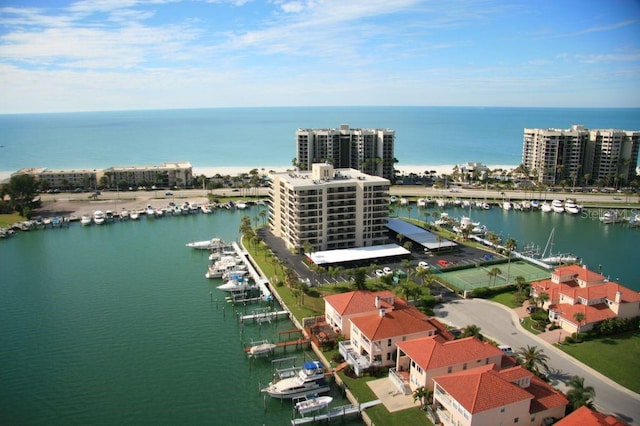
left=522, top=125, right=639, bottom=186
left=269, top=163, right=390, bottom=253
left=296, top=124, right=395, bottom=181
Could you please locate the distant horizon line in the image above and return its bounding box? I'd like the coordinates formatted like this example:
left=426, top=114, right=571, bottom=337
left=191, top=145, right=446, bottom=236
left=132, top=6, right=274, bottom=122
left=2, top=104, right=640, bottom=116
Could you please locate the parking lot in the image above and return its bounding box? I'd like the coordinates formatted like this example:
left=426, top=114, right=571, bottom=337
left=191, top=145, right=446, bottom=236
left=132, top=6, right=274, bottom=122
left=259, top=228, right=511, bottom=289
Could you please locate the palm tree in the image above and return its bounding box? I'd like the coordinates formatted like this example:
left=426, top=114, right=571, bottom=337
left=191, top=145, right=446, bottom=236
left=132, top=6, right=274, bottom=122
left=488, top=267, right=502, bottom=286
left=504, top=237, right=517, bottom=285
left=516, top=345, right=549, bottom=376
left=573, top=312, right=586, bottom=332
left=536, top=292, right=550, bottom=309
left=515, top=275, right=527, bottom=294
left=461, top=324, right=483, bottom=340
left=412, top=386, right=433, bottom=409
left=566, top=375, right=596, bottom=411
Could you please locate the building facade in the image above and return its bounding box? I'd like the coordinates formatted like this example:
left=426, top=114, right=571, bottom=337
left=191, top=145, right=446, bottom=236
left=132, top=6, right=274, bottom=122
left=13, top=167, right=98, bottom=190
left=98, top=162, right=193, bottom=189
left=522, top=125, right=639, bottom=186
left=268, top=163, right=390, bottom=252
left=296, top=124, right=395, bottom=180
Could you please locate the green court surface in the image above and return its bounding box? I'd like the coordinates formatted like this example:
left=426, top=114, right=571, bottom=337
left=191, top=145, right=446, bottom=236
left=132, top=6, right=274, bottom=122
left=437, top=261, right=551, bottom=291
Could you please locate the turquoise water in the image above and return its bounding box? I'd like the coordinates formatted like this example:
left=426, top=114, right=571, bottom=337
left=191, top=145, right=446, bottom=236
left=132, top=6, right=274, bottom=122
left=1, top=106, right=638, bottom=172
left=0, top=208, right=352, bottom=425
left=405, top=205, right=639, bottom=287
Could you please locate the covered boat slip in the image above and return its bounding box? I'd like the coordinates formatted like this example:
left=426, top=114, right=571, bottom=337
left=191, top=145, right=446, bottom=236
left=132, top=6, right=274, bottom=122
left=385, top=218, right=458, bottom=251
left=307, top=244, right=410, bottom=266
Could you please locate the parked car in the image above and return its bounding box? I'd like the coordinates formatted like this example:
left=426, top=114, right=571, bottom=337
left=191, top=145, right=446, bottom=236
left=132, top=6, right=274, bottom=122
left=417, top=261, right=430, bottom=270
left=526, top=305, right=537, bottom=314
left=383, top=267, right=392, bottom=275
left=497, top=345, right=514, bottom=355
left=375, top=269, right=385, bottom=277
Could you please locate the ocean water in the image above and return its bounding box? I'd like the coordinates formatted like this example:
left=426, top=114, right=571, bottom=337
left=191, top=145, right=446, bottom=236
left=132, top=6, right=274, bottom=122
left=1, top=106, right=639, bottom=173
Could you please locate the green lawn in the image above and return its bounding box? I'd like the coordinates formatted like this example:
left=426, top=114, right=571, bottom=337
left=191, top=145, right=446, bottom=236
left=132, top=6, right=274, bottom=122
left=0, top=212, right=24, bottom=227
left=488, top=292, right=520, bottom=308
left=338, top=373, right=432, bottom=426
left=558, top=331, right=640, bottom=394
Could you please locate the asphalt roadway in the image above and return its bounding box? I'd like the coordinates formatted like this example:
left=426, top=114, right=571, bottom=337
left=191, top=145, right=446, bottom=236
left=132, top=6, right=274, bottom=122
left=433, top=297, right=640, bottom=424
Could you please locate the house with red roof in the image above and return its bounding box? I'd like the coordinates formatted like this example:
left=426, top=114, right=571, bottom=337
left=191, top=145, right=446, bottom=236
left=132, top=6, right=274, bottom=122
left=327, top=290, right=452, bottom=376
left=432, top=364, right=568, bottom=426
left=391, top=335, right=506, bottom=394
left=324, top=290, right=400, bottom=338
left=554, top=406, right=628, bottom=426
left=530, top=265, right=640, bottom=334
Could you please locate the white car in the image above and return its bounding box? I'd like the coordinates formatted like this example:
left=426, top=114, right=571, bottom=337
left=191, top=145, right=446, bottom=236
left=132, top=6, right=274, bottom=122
left=383, top=267, right=392, bottom=275
left=375, top=269, right=385, bottom=277
left=417, top=261, right=430, bottom=270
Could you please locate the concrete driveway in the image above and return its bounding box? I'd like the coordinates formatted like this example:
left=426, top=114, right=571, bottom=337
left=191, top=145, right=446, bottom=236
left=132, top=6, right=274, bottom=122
left=434, top=297, right=640, bottom=424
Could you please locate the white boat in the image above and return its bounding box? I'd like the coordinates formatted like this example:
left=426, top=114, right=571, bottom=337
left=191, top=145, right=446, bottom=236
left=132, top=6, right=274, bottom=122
left=105, top=210, right=115, bottom=222
left=564, top=199, right=581, bottom=214
left=130, top=210, right=140, bottom=220
left=296, top=395, right=333, bottom=415
left=551, top=199, right=564, bottom=213
left=261, top=361, right=330, bottom=399
left=93, top=210, right=105, bottom=225
left=540, top=202, right=552, bottom=213
left=521, top=200, right=532, bottom=210
left=600, top=210, right=622, bottom=224
left=530, top=200, right=540, bottom=209
left=217, top=275, right=252, bottom=291
left=629, top=214, right=640, bottom=227
left=541, top=254, right=579, bottom=265
left=145, top=205, right=155, bottom=216
left=205, top=255, right=242, bottom=279
left=200, top=204, right=212, bottom=214
left=502, top=201, right=512, bottom=211
left=186, top=237, right=226, bottom=250
left=80, top=214, right=92, bottom=226
left=482, top=202, right=490, bottom=210
left=247, top=341, right=276, bottom=358
left=417, top=198, right=426, bottom=208
left=120, top=210, right=130, bottom=220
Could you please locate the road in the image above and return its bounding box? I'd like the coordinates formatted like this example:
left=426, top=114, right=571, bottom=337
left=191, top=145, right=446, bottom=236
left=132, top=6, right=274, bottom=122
left=433, top=297, right=640, bottom=424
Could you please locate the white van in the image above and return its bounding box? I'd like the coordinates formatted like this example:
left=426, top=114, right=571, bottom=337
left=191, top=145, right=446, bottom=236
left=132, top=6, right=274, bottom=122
left=497, top=345, right=513, bottom=355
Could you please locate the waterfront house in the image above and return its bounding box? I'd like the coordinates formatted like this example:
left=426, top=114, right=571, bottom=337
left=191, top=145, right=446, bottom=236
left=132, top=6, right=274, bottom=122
left=324, top=290, right=398, bottom=338
left=390, top=335, right=506, bottom=394
left=530, top=265, right=640, bottom=334
left=432, top=364, right=568, bottom=426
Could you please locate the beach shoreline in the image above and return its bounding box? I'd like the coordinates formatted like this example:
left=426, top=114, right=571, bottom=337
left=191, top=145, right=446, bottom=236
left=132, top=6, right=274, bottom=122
left=1, top=163, right=519, bottom=183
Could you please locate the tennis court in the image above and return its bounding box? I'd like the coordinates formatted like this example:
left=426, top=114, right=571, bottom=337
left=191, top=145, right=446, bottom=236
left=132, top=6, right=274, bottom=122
left=437, top=261, right=550, bottom=291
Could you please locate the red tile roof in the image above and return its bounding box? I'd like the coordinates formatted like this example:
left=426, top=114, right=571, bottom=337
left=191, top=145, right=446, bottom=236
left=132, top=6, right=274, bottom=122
left=555, top=406, right=629, bottom=426
left=550, top=303, right=617, bottom=326
left=434, top=365, right=567, bottom=415
left=396, top=336, right=503, bottom=370
left=555, top=265, right=606, bottom=284
left=434, top=365, right=533, bottom=414
left=350, top=308, right=435, bottom=340
left=324, top=290, right=400, bottom=316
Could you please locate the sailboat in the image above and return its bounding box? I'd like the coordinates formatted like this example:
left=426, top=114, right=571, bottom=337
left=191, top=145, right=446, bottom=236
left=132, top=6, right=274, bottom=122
left=539, top=228, right=578, bottom=265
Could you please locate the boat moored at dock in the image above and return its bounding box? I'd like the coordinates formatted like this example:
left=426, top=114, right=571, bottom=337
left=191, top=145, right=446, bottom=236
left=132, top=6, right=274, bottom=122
left=261, top=361, right=330, bottom=399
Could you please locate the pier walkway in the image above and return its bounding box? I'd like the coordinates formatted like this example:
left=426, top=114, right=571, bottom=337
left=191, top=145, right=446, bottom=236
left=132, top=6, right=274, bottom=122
left=232, top=242, right=272, bottom=301
left=290, top=400, right=382, bottom=425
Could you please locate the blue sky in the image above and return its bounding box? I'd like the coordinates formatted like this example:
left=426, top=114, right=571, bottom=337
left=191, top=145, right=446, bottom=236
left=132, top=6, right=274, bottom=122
left=0, top=0, right=639, bottom=113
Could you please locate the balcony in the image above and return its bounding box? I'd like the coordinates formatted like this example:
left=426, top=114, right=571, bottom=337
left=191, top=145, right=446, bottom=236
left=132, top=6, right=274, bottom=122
left=388, top=368, right=412, bottom=395
left=339, top=340, right=373, bottom=376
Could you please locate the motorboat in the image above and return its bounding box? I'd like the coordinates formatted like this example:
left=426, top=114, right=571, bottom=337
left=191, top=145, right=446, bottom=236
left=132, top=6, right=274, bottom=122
left=130, top=210, right=140, bottom=220
left=236, top=201, right=248, bottom=209
left=205, top=255, right=243, bottom=279
left=540, top=202, right=552, bottom=213
left=551, top=199, right=564, bottom=213
left=200, top=204, right=212, bottom=214
left=217, top=275, right=252, bottom=292
left=530, top=200, right=540, bottom=209
left=261, top=361, right=330, bottom=399
left=295, top=395, right=333, bottom=415
left=417, top=198, right=426, bottom=208
left=105, top=210, right=115, bottom=222
left=248, top=341, right=276, bottom=358
left=80, top=214, right=92, bottom=226
left=186, top=237, right=226, bottom=250
left=120, top=209, right=130, bottom=220
left=521, top=200, right=532, bottom=210
left=564, top=199, right=581, bottom=214
left=502, top=201, right=512, bottom=211
left=541, top=254, right=579, bottom=265
left=600, top=210, right=621, bottom=224
left=482, top=202, right=490, bottom=210
left=93, top=210, right=105, bottom=225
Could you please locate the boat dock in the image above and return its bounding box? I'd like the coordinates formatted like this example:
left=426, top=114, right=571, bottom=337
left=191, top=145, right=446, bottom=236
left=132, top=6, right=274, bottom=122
left=290, top=400, right=382, bottom=425
left=231, top=242, right=273, bottom=302
left=239, top=308, right=289, bottom=323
